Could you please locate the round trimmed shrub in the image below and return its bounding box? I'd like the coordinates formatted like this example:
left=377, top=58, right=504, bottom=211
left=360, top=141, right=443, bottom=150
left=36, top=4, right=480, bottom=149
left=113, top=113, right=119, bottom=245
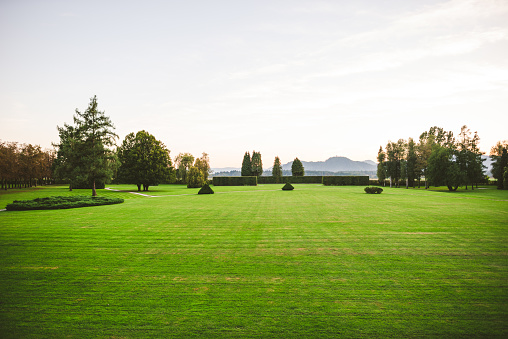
left=282, top=183, right=294, bottom=191
left=198, top=184, right=214, bottom=195
left=364, top=187, right=383, bottom=194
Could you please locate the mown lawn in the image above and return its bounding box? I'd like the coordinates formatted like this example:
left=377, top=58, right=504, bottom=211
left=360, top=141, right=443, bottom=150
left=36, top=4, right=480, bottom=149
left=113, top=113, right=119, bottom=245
left=0, top=184, right=507, bottom=338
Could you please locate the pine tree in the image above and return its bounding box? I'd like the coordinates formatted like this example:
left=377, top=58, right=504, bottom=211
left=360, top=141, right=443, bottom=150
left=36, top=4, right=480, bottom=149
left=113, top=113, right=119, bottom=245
left=241, top=152, right=252, bottom=176
left=291, top=157, right=304, bottom=176
left=55, top=96, right=117, bottom=196
left=272, top=156, right=283, bottom=183
left=251, top=151, right=263, bottom=177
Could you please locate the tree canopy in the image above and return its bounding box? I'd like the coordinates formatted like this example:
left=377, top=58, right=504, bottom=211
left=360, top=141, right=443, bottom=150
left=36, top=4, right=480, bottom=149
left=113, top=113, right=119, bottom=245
left=378, top=125, right=486, bottom=191
left=117, top=130, right=173, bottom=191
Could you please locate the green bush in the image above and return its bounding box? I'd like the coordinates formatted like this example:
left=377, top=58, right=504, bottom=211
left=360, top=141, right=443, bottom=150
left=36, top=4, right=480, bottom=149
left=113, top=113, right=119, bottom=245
left=282, top=183, right=294, bottom=190
left=198, top=184, right=214, bottom=195
left=364, top=187, right=383, bottom=194
left=323, top=176, right=369, bottom=186
left=6, top=196, right=124, bottom=211
left=212, top=177, right=257, bottom=186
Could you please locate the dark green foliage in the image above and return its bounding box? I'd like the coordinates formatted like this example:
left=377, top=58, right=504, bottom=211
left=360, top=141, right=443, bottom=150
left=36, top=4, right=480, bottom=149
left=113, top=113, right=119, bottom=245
left=251, top=151, right=263, bottom=177
left=198, top=184, right=214, bottom=194
left=187, top=166, right=205, bottom=188
left=272, top=156, right=283, bottom=183
left=504, top=168, right=508, bottom=190
left=117, top=130, right=173, bottom=191
left=54, top=96, right=117, bottom=195
left=282, top=182, right=294, bottom=190
left=241, top=152, right=252, bottom=176
left=492, top=148, right=508, bottom=189
left=212, top=176, right=257, bottom=186
left=71, top=179, right=106, bottom=189
left=322, top=176, right=370, bottom=186
left=6, top=196, right=124, bottom=211
left=427, top=146, right=466, bottom=191
left=291, top=157, right=305, bottom=176
left=364, top=187, right=383, bottom=194
left=258, top=176, right=323, bottom=184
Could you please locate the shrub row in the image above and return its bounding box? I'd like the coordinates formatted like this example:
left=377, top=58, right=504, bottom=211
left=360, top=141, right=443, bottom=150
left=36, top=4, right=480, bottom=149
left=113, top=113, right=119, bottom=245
left=6, top=196, right=124, bottom=211
left=212, top=176, right=258, bottom=186
left=258, top=176, right=323, bottom=184
left=322, top=176, right=369, bottom=186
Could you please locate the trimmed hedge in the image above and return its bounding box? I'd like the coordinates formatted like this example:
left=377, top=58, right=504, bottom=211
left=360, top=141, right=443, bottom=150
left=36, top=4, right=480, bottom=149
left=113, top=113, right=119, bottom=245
left=258, top=176, right=323, bottom=184
left=212, top=176, right=257, bottom=186
left=364, top=187, right=383, bottom=194
left=6, top=196, right=124, bottom=211
left=282, top=183, right=294, bottom=190
left=322, top=176, right=369, bottom=186
left=198, top=184, right=214, bottom=194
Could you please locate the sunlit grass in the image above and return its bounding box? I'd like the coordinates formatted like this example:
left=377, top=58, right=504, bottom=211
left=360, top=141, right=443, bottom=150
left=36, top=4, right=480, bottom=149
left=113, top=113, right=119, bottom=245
left=0, top=184, right=507, bottom=337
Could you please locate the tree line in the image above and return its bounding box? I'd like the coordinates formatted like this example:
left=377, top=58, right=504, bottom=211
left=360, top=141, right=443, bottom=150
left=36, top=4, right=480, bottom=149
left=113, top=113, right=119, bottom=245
left=52, top=96, right=211, bottom=195
left=377, top=125, right=506, bottom=191
left=0, top=141, right=55, bottom=190
left=241, top=152, right=305, bottom=182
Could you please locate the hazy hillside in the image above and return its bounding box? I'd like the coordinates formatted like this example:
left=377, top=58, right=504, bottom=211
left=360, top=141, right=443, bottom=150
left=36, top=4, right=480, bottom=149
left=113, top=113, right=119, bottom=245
left=281, top=157, right=376, bottom=172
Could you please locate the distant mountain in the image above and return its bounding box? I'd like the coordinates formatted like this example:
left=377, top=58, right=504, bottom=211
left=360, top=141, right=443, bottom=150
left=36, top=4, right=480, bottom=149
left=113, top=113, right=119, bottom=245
left=211, top=167, right=240, bottom=173
left=282, top=157, right=376, bottom=172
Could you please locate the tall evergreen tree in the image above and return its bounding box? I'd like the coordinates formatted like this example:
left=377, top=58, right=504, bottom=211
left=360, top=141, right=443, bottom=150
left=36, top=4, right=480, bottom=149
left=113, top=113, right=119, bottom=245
left=251, top=151, right=263, bottom=177
left=241, top=152, right=252, bottom=176
left=54, top=96, right=117, bottom=196
left=272, top=156, right=283, bottom=183
left=291, top=157, right=305, bottom=177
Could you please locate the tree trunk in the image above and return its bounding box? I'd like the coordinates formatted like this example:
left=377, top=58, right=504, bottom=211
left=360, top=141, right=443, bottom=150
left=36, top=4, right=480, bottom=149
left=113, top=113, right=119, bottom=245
left=92, top=180, right=97, bottom=196
left=137, top=184, right=141, bottom=192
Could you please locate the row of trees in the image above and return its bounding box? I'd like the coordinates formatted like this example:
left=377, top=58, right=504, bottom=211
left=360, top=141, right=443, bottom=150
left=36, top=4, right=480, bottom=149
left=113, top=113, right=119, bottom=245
left=241, top=151, right=305, bottom=181
left=0, top=141, right=55, bottom=190
left=241, top=151, right=263, bottom=177
left=53, top=96, right=210, bottom=195
left=377, top=126, right=489, bottom=191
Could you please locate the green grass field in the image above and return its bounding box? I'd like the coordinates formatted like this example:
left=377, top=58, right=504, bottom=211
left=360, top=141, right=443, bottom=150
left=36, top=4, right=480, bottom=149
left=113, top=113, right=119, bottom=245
left=1, top=184, right=507, bottom=338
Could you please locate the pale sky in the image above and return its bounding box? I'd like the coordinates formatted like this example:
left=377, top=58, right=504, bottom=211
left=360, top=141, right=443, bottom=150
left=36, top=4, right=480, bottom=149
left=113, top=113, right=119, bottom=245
left=1, top=0, right=507, bottom=168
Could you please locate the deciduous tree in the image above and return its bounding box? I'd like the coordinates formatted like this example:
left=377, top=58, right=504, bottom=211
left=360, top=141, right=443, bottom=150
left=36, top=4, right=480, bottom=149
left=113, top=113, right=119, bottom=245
left=194, top=152, right=211, bottom=181
left=187, top=166, right=205, bottom=188
left=491, top=141, right=508, bottom=189
left=117, top=130, right=173, bottom=191
left=376, top=146, right=386, bottom=186
left=174, top=153, right=195, bottom=184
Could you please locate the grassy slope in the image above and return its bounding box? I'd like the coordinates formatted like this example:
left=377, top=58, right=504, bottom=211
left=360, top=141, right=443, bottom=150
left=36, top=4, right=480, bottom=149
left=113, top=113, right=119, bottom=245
left=0, top=184, right=507, bottom=338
